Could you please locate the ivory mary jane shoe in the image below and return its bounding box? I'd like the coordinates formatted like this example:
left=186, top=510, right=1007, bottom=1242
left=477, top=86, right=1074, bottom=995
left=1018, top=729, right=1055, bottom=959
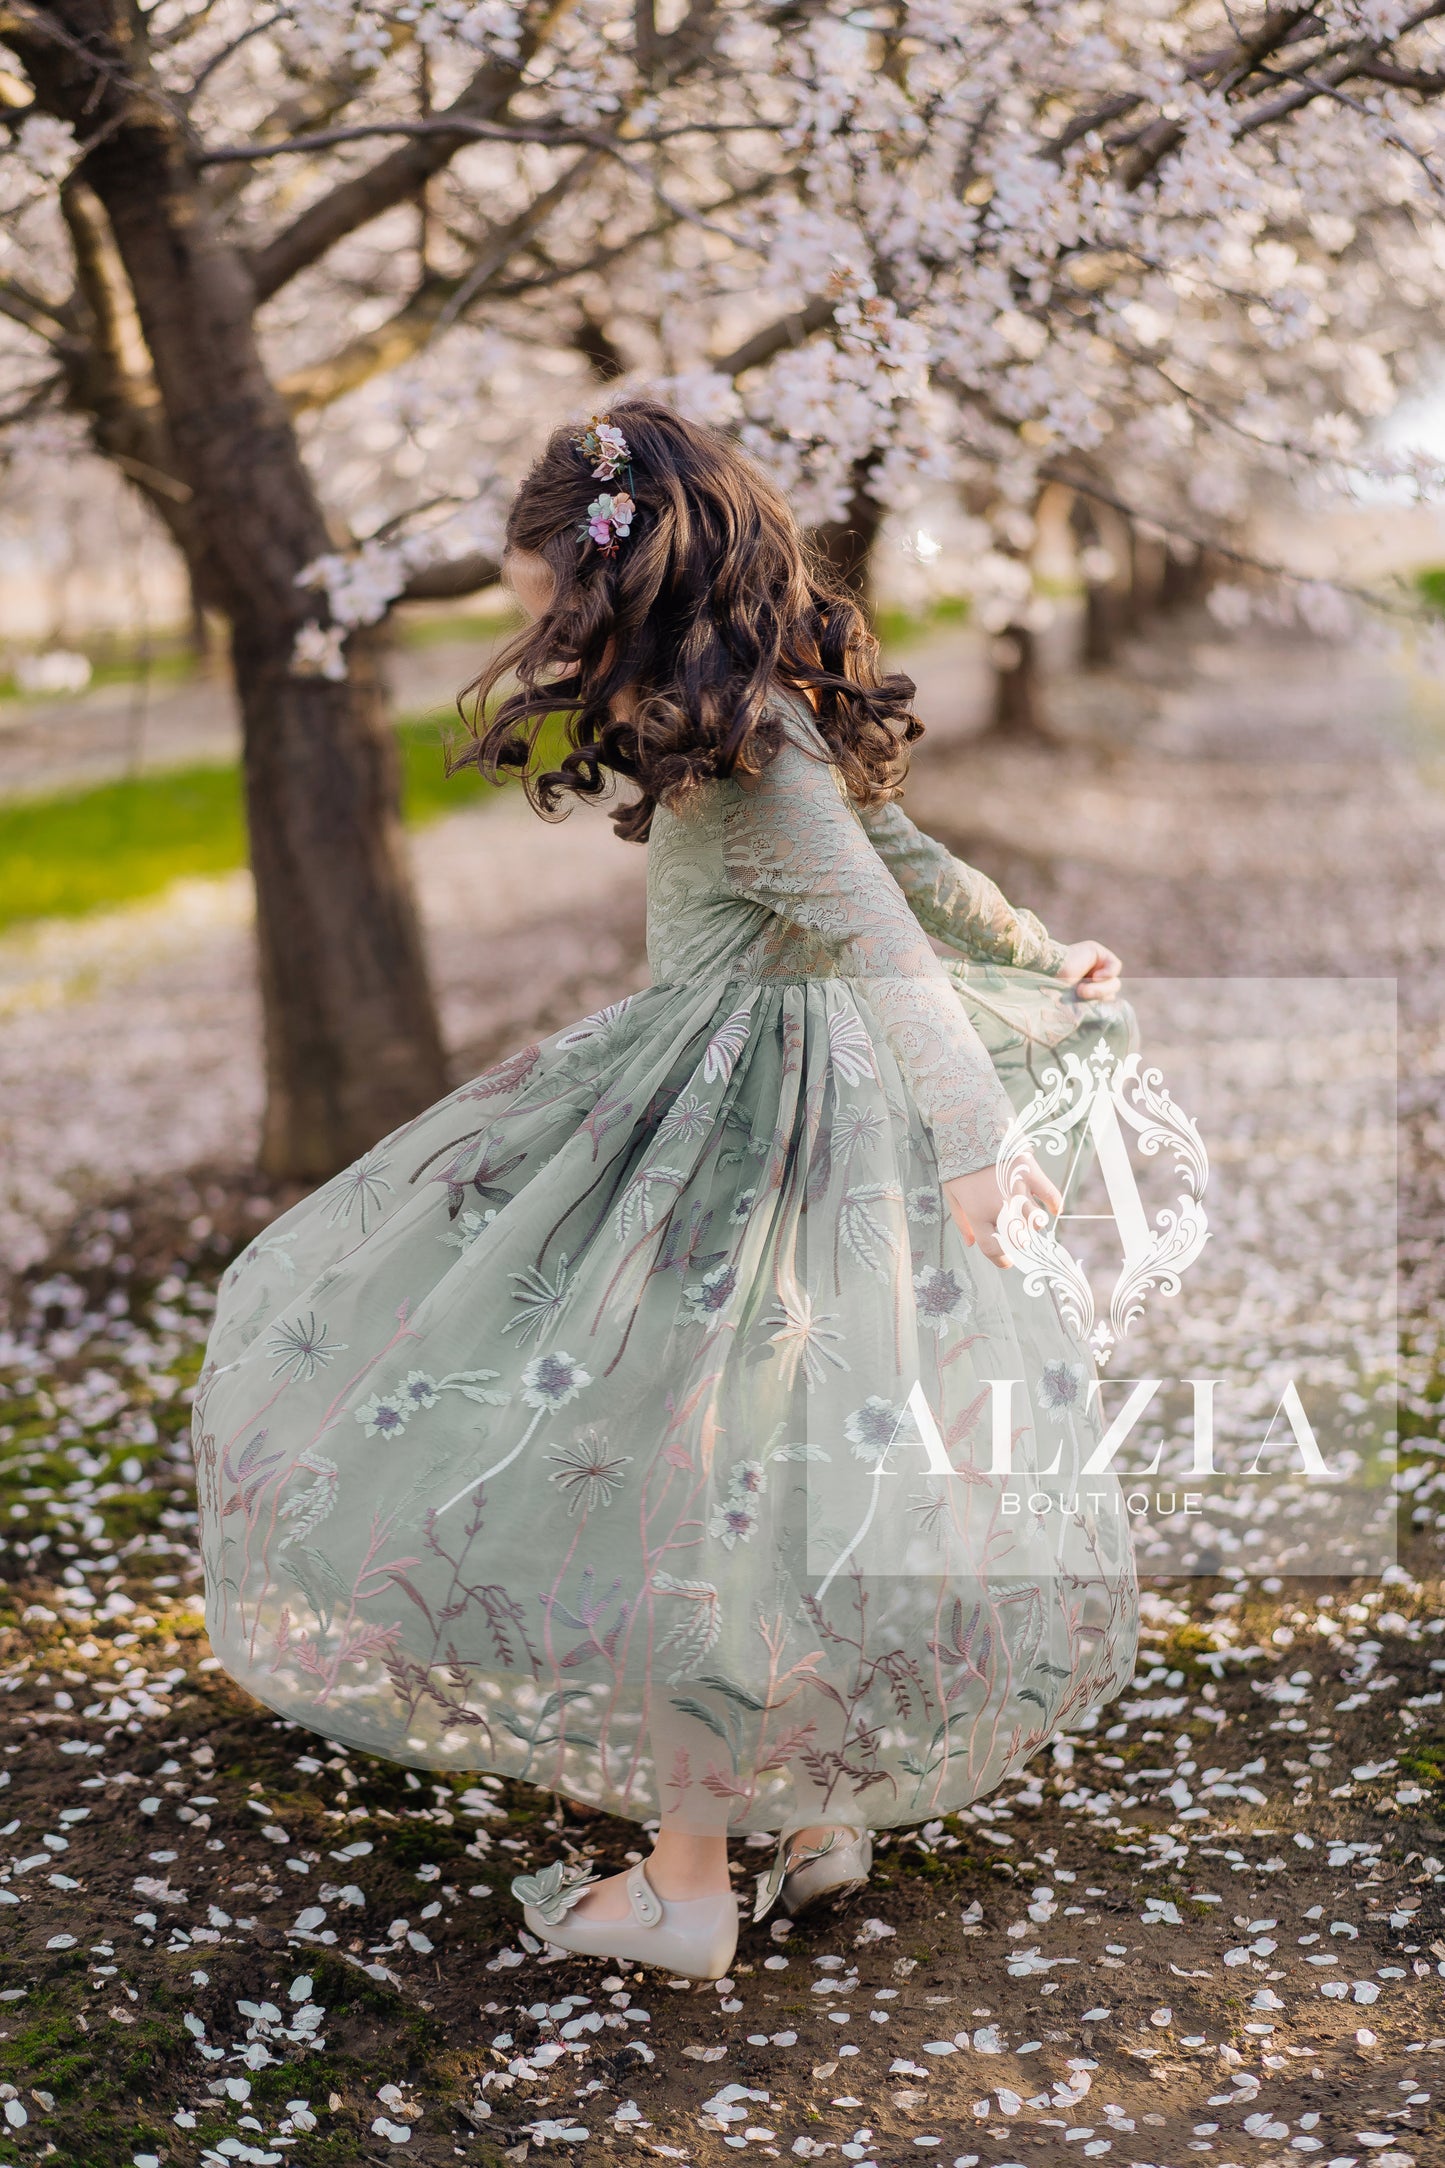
left=754, top=1826, right=873, bottom=1922
left=511, top=1858, right=739, bottom=1981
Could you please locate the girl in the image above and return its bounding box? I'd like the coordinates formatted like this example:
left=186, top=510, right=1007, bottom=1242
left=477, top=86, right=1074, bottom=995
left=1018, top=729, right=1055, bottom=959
left=196, top=401, right=1138, bottom=1981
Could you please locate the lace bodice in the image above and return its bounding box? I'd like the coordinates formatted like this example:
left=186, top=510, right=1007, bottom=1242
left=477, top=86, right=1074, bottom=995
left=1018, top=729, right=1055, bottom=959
left=646, top=704, right=1065, bottom=1177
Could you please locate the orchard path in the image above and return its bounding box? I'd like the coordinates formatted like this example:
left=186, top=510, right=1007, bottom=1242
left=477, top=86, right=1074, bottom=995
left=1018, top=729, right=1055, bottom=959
left=0, top=616, right=1443, bottom=2168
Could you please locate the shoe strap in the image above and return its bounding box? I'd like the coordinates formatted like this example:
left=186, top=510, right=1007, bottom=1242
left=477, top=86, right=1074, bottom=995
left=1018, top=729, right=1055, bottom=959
left=784, top=1826, right=859, bottom=1869
left=625, top=1863, right=663, bottom=1928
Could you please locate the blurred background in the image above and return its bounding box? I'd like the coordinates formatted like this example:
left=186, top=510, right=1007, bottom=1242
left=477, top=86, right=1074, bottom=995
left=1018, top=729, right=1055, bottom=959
left=3, top=0, right=1445, bottom=1301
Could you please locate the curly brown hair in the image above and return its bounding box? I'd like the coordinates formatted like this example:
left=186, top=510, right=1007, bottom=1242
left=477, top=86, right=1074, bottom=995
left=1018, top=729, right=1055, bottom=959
left=457, top=399, right=920, bottom=842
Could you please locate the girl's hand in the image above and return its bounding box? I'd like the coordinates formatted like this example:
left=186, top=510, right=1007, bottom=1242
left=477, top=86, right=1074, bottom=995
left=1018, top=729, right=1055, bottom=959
left=1057, top=939, right=1123, bottom=1002
left=943, top=1153, right=1062, bottom=1269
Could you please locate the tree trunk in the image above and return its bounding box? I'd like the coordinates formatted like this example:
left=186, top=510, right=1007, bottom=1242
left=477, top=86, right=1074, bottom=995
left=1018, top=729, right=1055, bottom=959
left=1071, top=493, right=1135, bottom=668
left=1130, top=531, right=1166, bottom=622
left=810, top=460, right=883, bottom=607
left=234, top=625, right=445, bottom=1176
left=989, top=626, right=1047, bottom=737
left=1159, top=544, right=1207, bottom=612
left=25, top=15, right=448, bottom=1178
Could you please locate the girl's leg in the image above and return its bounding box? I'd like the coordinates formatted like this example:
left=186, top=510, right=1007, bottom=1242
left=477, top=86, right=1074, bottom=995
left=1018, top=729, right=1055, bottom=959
left=570, top=1702, right=734, bottom=1920
left=569, top=1819, right=731, bottom=1921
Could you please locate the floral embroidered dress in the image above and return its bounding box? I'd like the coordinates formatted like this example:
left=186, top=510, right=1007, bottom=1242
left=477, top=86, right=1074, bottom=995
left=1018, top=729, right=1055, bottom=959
left=196, top=703, right=1138, bottom=1832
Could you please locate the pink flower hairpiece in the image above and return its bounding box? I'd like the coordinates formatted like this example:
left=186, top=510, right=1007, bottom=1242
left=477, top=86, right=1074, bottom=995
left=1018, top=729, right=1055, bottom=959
left=573, top=417, right=636, bottom=555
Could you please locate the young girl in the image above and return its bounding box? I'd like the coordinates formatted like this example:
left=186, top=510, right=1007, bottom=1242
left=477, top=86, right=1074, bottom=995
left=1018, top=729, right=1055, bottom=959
left=196, top=401, right=1138, bottom=1981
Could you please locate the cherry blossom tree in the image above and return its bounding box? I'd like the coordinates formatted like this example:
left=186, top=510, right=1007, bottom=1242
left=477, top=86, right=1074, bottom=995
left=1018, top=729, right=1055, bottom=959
left=4, top=0, right=1445, bottom=1174
left=0, top=0, right=780, bottom=1178
left=701, top=2, right=1445, bottom=720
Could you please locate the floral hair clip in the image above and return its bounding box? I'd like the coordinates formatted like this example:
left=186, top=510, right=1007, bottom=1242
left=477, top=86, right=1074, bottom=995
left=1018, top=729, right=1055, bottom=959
left=573, top=416, right=636, bottom=556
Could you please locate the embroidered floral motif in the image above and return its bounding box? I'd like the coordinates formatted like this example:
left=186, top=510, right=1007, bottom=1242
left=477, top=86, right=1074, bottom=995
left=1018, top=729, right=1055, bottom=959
left=659, top=1091, right=715, bottom=1143
left=521, top=1350, right=592, bottom=1410
left=323, top=1148, right=393, bottom=1232
left=702, top=995, right=758, bottom=1084
left=441, top=1207, right=497, bottom=1251
left=399, top=1370, right=440, bottom=1410
left=766, top=1290, right=849, bottom=1388
left=708, top=1495, right=759, bottom=1549
left=912, top=1267, right=973, bottom=1334
left=1037, top=1359, right=1086, bottom=1416
left=682, top=1261, right=737, bottom=1323
left=355, top=1390, right=409, bottom=1439
left=503, top=1257, right=572, bottom=1345
left=267, top=1312, right=345, bottom=1382
left=843, top=1395, right=907, bottom=1465
left=548, top=1433, right=633, bottom=1514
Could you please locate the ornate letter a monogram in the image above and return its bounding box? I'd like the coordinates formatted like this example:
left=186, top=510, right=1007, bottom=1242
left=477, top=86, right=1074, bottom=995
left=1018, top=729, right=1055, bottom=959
left=997, top=1043, right=1209, bottom=1363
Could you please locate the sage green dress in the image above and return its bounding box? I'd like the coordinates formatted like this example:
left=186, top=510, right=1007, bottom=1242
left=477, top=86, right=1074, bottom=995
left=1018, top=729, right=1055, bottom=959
left=196, top=706, right=1138, bottom=1832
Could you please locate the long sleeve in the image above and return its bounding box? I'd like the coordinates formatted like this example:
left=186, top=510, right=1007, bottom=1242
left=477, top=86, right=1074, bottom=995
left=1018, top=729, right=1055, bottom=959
left=857, top=798, right=1068, bottom=976
left=721, top=732, right=1017, bottom=1178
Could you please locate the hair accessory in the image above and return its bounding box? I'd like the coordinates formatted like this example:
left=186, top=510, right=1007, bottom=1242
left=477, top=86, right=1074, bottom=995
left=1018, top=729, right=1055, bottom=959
left=575, top=417, right=630, bottom=479
left=573, top=417, right=636, bottom=555
left=583, top=490, right=635, bottom=554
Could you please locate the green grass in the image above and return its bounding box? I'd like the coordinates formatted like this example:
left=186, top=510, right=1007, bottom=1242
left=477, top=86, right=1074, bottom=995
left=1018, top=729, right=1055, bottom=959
left=396, top=604, right=518, bottom=648
left=0, top=763, right=247, bottom=929
left=0, top=713, right=509, bottom=935
left=874, top=594, right=970, bottom=646
left=1416, top=566, right=1445, bottom=615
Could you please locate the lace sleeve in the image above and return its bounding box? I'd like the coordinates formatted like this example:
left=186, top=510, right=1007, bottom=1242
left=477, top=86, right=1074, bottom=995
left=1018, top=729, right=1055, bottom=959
left=722, top=730, right=1016, bottom=1178
left=857, top=798, right=1068, bottom=975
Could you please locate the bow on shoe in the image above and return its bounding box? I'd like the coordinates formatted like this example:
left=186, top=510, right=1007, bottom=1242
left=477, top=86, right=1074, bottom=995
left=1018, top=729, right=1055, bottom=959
left=510, top=1857, right=600, bottom=1928
left=752, top=1830, right=838, bottom=1923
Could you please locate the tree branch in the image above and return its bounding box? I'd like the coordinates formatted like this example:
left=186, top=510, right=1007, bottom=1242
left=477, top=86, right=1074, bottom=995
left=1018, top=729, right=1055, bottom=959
left=711, top=293, right=835, bottom=378
left=54, top=179, right=202, bottom=540
left=277, top=154, right=596, bottom=413
left=203, top=113, right=776, bottom=166
left=202, top=51, right=384, bottom=211
left=1049, top=8, right=1318, bottom=166
left=62, top=176, right=152, bottom=386
left=472, top=167, right=779, bottom=299
left=0, top=274, right=71, bottom=343
left=184, top=8, right=285, bottom=101
left=1232, top=43, right=1396, bottom=134
left=1251, top=60, right=1445, bottom=192
left=246, top=0, right=578, bottom=304
left=1045, top=92, right=1141, bottom=159
left=1041, top=457, right=1404, bottom=610
left=0, top=368, right=64, bottom=430
left=204, top=115, right=604, bottom=163
left=1114, top=7, right=1322, bottom=188
left=399, top=549, right=501, bottom=603
left=1359, top=57, right=1445, bottom=90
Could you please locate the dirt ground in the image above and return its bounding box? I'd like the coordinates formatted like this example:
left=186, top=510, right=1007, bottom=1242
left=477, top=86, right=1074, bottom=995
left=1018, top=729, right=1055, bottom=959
left=1, top=616, right=1442, bottom=2168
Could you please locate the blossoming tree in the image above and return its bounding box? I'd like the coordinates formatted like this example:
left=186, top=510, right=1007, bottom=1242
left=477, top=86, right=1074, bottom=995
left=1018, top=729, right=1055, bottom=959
left=3, top=0, right=1444, bottom=1176
left=0, top=0, right=787, bottom=1177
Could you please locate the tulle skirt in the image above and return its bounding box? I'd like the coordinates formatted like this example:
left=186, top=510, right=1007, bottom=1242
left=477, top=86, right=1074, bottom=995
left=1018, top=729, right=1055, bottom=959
left=195, top=962, right=1139, bottom=1830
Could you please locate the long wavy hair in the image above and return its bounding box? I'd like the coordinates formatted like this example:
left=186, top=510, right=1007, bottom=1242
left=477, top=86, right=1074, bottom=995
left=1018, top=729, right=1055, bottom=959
left=457, top=399, right=920, bottom=842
